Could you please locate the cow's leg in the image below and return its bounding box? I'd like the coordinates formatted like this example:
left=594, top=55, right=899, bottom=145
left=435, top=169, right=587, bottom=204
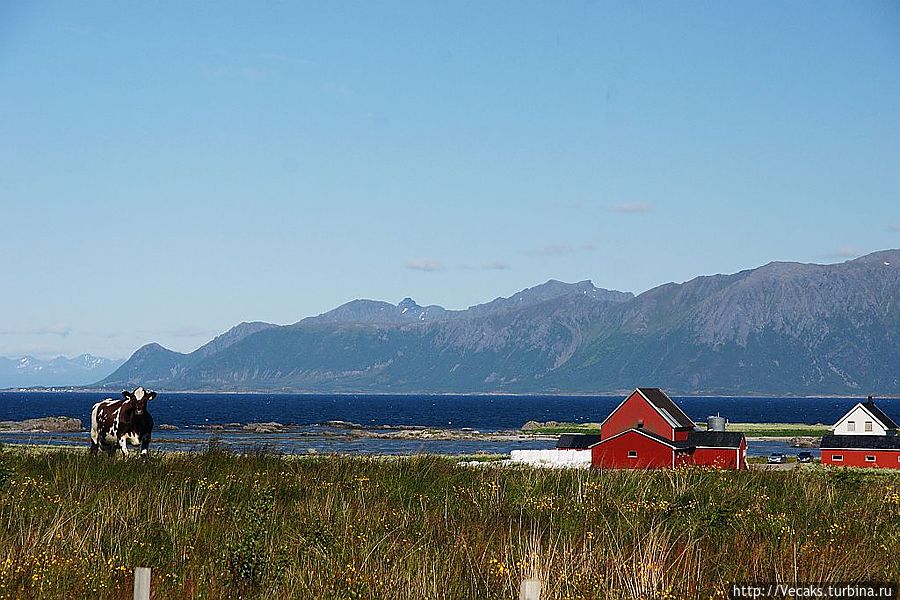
left=119, top=437, right=130, bottom=458
left=139, top=434, right=151, bottom=458
left=89, top=441, right=99, bottom=456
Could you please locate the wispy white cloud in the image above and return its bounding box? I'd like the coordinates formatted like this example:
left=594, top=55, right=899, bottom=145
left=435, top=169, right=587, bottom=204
left=527, top=241, right=600, bottom=257
left=481, top=260, right=511, bottom=270
left=550, top=200, right=585, bottom=210
left=823, top=246, right=864, bottom=259
left=257, top=52, right=315, bottom=67
left=198, top=63, right=270, bottom=82
left=320, top=80, right=352, bottom=97
left=0, top=345, right=72, bottom=360
left=405, top=258, right=445, bottom=272
left=529, top=244, right=572, bottom=258
left=136, top=327, right=217, bottom=338
left=608, top=202, right=652, bottom=214
left=60, top=23, right=93, bottom=36
left=889, top=223, right=900, bottom=232
left=0, top=324, right=71, bottom=337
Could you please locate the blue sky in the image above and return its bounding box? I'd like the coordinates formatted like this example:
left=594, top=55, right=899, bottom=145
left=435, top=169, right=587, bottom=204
left=1, top=1, right=898, bottom=359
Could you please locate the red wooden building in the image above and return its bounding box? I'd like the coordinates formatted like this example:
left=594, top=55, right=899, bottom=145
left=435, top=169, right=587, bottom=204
left=591, top=388, right=746, bottom=470
left=819, top=436, right=900, bottom=468
left=821, top=398, right=900, bottom=469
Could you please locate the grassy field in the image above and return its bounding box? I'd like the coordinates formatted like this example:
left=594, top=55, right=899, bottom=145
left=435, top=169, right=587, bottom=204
left=524, top=422, right=831, bottom=438
left=524, top=423, right=602, bottom=435
left=721, top=423, right=831, bottom=438
left=1, top=447, right=898, bottom=599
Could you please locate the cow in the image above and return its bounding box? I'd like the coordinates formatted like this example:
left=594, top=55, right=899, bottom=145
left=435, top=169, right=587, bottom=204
left=89, top=387, right=156, bottom=457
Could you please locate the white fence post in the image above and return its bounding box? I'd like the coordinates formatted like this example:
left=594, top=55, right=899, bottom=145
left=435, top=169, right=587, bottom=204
left=519, top=578, right=541, bottom=600
left=133, top=567, right=151, bottom=600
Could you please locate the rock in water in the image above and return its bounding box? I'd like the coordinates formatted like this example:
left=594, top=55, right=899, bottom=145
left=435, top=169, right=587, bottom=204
left=0, top=417, right=83, bottom=432
left=521, top=420, right=559, bottom=431
left=242, top=422, right=284, bottom=433
left=324, top=420, right=366, bottom=429
left=790, top=436, right=820, bottom=448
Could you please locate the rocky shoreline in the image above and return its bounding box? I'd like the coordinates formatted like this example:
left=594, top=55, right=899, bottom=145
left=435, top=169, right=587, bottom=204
left=0, top=416, right=821, bottom=446
left=0, top=417, right=83, bottom=433
left=196, top=420, right=556, bottom=442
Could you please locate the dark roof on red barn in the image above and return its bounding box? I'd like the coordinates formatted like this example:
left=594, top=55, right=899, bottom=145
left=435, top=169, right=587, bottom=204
left=821, top=434, right=900, bottom=450
left=591, top=427, right=743, bottom=450
left=637, top=387, right=696, bottom=429
left=685, top=431, right=744, bottom=449
left=556, top=434, right=602, bottom=449
left=862, top=400, right=899, bottom=429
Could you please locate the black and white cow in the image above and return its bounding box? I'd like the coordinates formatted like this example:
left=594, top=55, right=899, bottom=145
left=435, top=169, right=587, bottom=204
left=90, top=387, right=156, bottom=457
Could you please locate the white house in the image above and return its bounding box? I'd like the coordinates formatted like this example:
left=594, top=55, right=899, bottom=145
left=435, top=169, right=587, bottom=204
left=831, top=397, right=898, bottom=436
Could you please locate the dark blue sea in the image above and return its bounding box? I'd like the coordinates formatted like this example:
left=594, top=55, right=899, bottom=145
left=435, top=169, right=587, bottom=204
left=1, top=392, right=896, bottom=458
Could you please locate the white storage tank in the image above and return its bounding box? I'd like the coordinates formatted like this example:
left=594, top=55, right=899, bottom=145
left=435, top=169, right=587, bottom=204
left=707, top=415, right=727, bottom=432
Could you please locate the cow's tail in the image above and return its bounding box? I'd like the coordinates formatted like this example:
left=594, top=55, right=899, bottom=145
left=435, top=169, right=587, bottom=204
left=89, top=403, right=100, bottom=455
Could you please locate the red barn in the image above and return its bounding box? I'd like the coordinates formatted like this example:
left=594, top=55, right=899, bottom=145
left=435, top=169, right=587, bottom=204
left=820, top=398, right=900, bottom=469
left=591, top=388, right=746, bottom=470
left=819, top=436, right=900, bottom=468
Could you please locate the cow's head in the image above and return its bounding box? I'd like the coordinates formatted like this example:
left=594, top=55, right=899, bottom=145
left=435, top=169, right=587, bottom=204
left=122, top=387, right=156, bottom=416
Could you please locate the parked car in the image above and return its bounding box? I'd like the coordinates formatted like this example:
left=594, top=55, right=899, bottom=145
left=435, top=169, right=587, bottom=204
left=797, top=451, right=813, bottom=463
left=767, top=453, right=786, bottom=464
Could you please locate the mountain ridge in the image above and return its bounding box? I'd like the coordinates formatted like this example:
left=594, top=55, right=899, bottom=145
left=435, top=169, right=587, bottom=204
left=97, top=250, right=900, bottom=394
left=0, top=354, right=125, bottom=388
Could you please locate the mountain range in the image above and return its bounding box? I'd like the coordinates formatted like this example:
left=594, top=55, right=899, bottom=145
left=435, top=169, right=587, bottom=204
left=0, top=355, right=125, bottom=389
left=97, top=249, right=900, bottom=395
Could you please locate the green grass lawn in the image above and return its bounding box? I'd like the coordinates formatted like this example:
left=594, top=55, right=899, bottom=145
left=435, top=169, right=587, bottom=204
left=721, top=423, right=830, bottom=437
left=1, top=447, right=897, bottom=599
left=524, top=423, right=603, bottom=435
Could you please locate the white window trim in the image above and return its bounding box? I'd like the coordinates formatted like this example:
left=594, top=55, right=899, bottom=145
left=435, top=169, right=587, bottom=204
left=832, top=454, right=843, bottom=462
left=627, top=450, right=638, bottom=458
left=865, top=455, right=876, bottom=462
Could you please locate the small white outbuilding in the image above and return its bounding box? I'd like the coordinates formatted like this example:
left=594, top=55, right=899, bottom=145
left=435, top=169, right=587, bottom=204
left=509, top=448, right=592, bottom=468
left=508, top=433, right=600, bottom=468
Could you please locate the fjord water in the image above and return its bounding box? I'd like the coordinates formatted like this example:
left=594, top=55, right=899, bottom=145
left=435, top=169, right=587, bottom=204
left=1, top=392, right=895, bottom=457
left=2, top=392, right=893, bottom=427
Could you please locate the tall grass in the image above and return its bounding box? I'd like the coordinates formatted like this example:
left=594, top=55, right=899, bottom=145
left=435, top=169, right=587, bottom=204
left=0, top=447, right=897, bottom=599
